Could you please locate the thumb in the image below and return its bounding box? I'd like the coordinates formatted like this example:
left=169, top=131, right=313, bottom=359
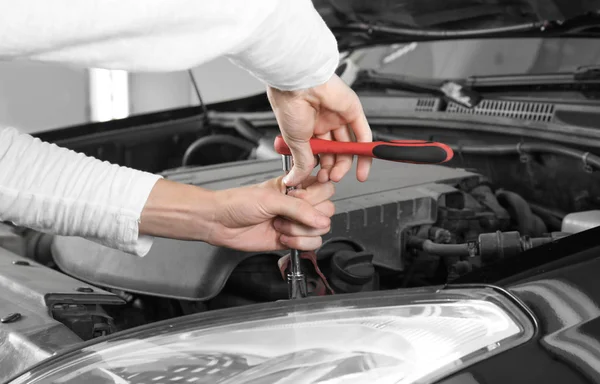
left=283, top=139, right=316, bottom=187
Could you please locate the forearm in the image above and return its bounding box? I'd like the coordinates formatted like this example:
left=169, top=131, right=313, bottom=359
left=138, top=178, right=216, bottom=242
left=0, top=127, right=161, bottom=256
left=1, top=0, right=339, bottom=90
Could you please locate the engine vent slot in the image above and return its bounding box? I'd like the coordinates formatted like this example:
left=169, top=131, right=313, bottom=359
left=415, top=98, right=440, bottom=112
left=445, top=100, right=555, bottom=122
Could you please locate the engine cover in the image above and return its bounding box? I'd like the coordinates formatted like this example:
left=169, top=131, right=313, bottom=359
left=51, top=159, right=479, bottom=301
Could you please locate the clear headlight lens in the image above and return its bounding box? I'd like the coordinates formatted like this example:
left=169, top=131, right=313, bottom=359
left=9, top=286, right=534, bottom=384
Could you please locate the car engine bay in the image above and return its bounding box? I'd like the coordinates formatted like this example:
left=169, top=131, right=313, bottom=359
left=1, top=131, right=598, bottom=339
left=1, top=109, right=600, bottom=380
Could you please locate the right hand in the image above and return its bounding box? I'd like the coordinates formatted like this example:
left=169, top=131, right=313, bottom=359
left=267, top=74, right=373, bottom=187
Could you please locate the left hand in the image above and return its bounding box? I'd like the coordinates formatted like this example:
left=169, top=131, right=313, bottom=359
left=139, top=176, right=335, bottom=252
left=267, top=74, right=373, bottom=187
left=206, top=175, right=335, bottom=251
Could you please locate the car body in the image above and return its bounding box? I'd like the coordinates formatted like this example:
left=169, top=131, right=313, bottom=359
left=2, top=1, right=600, bottom=383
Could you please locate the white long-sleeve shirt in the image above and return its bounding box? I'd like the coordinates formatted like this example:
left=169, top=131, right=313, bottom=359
left=0, top=0, right=339, bottom=256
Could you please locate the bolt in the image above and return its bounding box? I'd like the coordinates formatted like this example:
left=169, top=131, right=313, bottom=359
left=12, top=260, right=30, bottom=266
left=1, top=313, right=22, bottom=323
left=76, top=287, right=94, bottom=293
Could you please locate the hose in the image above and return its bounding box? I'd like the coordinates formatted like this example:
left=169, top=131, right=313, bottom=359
left=182, top=134, right=255, bottom=166
left=407, top=233, right=555, bottom=258
left=496, top=189, right=547, bottom=236
left=529, top=202, right=565, bottom=231
left=374, top=132, right=600, bottom=170
left=407, top=237, right=472, bottom=257
left=233, top=118, right=263, bottom=144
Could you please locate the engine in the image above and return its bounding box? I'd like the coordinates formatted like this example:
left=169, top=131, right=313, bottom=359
left=1, top=157, right=594, bottom=333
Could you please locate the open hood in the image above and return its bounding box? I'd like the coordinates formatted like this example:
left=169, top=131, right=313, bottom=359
left=313, top=0, right=600, bottom=39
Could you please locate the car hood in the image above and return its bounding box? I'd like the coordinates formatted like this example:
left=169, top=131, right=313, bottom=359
left=314, top=0, right=600, bottom=32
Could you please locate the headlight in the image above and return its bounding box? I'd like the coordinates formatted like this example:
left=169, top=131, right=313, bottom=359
left=9, top=286, right=535, bottom=384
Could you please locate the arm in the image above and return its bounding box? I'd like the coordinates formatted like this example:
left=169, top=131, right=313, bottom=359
left=0, top=127, right=160, bottom=255
left=0, top=128, right=334, bottom=255
left=1, top=0, right=338, bottom=90
left=0, top=1, right=350, bottom=255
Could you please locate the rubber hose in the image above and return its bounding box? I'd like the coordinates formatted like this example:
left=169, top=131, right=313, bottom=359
left=182, top=134, right=255, bottom=166
left=531, top=214, right=548, bottom=236
left=409, top=236, right=553, bottom=257
left=408, top=237, right=472, bottom=257
left=496, top=189, right=546, bottom=236
left=529, top=202, right=565, bottom=231
left=233, top=118, right=263, bottom=144
left=374, top=132, right=600, bottom=170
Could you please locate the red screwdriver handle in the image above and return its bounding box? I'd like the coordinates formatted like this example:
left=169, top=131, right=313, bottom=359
left=274, top=135, right=453, bottom=164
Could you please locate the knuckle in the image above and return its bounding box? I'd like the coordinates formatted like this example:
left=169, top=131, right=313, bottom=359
left=325, top=201, right=336, bottom=216
left=312, top=237, right=324, bottom=249
left=327, top=181, right=335, bottom=196
left=320, top=225, right=331, bottom=236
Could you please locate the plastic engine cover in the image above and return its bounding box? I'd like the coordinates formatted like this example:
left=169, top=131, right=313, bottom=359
left=51, top=159, right=478, bottom=301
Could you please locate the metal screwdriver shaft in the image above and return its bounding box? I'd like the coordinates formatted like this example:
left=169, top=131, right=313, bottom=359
left=281, top=155, right=308, bottom=300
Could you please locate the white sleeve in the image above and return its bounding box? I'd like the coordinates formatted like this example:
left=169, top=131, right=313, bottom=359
left=1, top=0, right=339, bottom=90
left=0, top=0, right=339, bottom=256
left=0, top=127, right=162, bottom=256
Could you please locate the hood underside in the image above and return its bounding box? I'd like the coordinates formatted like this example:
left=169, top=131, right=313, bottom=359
left=314, top=0, right=600, bottom=31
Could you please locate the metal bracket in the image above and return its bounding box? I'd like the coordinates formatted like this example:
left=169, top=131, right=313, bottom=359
left=582, top=152, right=594, bottom=173
left=516, top=142, right=530, bottom=163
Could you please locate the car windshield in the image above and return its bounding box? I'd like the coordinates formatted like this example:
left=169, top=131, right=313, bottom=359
left=350, top=37, right=600, bottom=80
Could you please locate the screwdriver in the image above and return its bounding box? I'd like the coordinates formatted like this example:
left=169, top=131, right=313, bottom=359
left=274, top=135, right=454, bottom=300
left=281, top=155, right=308, bottom=300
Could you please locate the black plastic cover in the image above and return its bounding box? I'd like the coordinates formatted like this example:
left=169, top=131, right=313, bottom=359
left=51, top=159, right=478, bottom=301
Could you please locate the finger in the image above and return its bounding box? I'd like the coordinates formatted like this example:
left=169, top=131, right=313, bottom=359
left=315, top=200, right=335, bottom=217
left=287, top=182, right=335, bottom=206
left=345, top=94, right=373, bottom=182
left=275, top=194, right=331, bottom=229
left=280, top=234, right=323, bottom=251
left=273, top=217, right=331, bottom=237
left=282, top=137, right=316, bottom=187
left=315, top=131, right=334, bottom=183
left=321, top=76, right=373, bottom=182
left=329, top=126, right=354, bottom=182
left=274, top=199, right=334, bottom=233
left=266, top=175, right=317, bottom=194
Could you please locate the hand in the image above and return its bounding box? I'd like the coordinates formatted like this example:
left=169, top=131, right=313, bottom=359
left=140, top=177, right=335, bottom=252
left=267, top=74, right=373, bottom=187
left=207, top=176, right=335, bottom=251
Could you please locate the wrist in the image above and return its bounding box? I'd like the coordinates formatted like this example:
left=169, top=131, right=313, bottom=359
left=139, top=179, right=218, bottom=243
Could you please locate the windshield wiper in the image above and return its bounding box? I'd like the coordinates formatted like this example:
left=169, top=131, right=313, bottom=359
left=337, top=12, right=600, bottom=42
left=462, top=65, right=600, bottom=87
left=354, top=70, right=482, bottom=109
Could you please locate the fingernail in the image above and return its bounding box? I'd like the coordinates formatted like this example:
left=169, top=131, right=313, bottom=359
left=273, top=218, right=282, bottom=229
left=280, top=235, right=289, bottom=244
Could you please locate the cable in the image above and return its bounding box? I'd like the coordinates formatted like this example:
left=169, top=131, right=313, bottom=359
left=182, top=134, right=255, bottom=166
left=374, top=132, right=600, bottom=170
left=188, top=70, right=209, bottom=125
